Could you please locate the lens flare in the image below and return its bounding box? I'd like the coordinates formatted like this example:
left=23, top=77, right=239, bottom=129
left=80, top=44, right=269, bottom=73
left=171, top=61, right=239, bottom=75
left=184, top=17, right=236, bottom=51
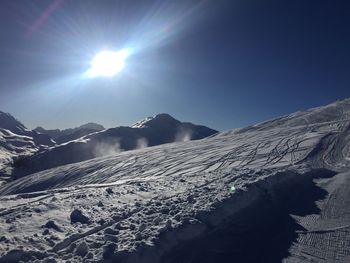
left=86, top=49, right=129, bottom=78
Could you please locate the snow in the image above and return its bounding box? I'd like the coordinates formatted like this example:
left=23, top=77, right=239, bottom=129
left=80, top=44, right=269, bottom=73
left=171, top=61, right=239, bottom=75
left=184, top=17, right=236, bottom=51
left=132, top=117, right=154, bottom=128
left=0, top=128, right=40, bottom=185
left=1, top=99, right=350, bottom=262
left=11, top=114, right=217, bottom=179
left=0, top=111, right=54, bottom=186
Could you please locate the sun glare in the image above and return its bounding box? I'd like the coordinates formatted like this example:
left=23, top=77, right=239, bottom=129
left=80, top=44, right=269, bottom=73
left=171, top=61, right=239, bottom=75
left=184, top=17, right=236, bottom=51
left=86, top=49, right=129, bottom=78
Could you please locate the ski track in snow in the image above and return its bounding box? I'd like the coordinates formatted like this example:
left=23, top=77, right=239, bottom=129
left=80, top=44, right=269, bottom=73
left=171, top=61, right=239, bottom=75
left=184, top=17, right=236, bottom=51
left=0, top=99, right=350, bottom=262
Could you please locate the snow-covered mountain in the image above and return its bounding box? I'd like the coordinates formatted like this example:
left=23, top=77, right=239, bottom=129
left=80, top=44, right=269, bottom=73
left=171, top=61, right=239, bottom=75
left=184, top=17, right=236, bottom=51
left=0, top=112, right=54, bottom=185
left=0, top=111, right=54, bottom=147
left=34, top=123, right=105, bottom=144
left=13, top=114, right=218, bottom=178
left=1, top=99, right=350, bottom=262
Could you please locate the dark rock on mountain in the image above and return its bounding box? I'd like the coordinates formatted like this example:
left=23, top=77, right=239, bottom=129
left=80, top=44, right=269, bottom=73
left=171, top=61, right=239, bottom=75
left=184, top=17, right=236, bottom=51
left=0, top=111, right=27, bottom=135
left=70, top=209, right=90, bottom=224
left=34, top=127, right=61, bottom=139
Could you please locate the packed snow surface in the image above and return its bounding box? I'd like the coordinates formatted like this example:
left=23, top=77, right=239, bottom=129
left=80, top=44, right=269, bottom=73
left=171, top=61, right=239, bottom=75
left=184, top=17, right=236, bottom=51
left=1, top=99, right=350, bottom=262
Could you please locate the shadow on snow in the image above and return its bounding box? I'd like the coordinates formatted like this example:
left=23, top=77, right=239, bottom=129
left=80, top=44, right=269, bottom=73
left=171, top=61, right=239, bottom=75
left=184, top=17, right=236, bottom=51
left=162, top=170, right=336, bottom=263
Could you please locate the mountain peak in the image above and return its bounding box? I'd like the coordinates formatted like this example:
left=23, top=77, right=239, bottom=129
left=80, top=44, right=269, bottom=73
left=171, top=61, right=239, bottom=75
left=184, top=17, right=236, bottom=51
left=0, top=111, right=27, bottom=134
left=132, top=113, right=179, bottom=128
left=76, top=123, right=105, bottom=131
left=154, top=113, right=176, bottom=120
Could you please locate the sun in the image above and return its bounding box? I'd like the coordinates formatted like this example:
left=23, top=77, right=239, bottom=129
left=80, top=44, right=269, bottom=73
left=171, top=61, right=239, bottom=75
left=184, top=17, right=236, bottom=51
left=86, top=49, right=129, bottom=78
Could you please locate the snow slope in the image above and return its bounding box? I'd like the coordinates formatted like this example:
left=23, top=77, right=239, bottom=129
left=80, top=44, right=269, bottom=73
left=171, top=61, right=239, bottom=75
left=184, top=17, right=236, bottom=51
left=13, top=114, right=217, bottom=178
left=0, top=129, right=37, bottom=182
left=0, top=112, right=54, bottom=185
left=0, top=99, right=350, bottom=262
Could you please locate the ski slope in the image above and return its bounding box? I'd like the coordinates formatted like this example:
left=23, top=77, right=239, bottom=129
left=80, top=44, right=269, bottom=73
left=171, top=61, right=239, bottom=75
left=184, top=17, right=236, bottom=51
left=0, top=99, right=350, bottom=262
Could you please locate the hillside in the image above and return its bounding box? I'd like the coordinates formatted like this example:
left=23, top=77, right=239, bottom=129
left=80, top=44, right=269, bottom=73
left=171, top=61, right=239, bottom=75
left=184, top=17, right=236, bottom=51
left=0, top=99, right=350, bottom=262
left=13, top=114, right=218, bottom=178
left=0, top=112, right=54, bottom=185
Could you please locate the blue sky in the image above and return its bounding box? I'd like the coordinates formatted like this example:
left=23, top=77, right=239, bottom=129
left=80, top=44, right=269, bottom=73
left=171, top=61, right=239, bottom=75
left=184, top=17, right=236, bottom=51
left=0, top=0, right=350, bottom=131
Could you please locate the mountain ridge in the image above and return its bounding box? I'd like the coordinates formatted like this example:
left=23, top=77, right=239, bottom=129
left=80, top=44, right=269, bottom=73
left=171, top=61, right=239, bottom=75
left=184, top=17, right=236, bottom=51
left=34, top=123, right=105, bottom=144
left=1, top=111, right=217, bottom=182
left=12, top=113, right=218, bottom=177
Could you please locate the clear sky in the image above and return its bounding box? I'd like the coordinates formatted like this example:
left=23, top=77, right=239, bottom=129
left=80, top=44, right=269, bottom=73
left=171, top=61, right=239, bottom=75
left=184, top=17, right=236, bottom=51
left=0, top=0, right=350, bottom=131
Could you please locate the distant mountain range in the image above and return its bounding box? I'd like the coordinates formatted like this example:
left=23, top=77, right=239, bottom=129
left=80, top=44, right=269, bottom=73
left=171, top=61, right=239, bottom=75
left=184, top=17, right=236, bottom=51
left=0, top=112, right=217, bottom=180
left=34, top=123, right=105, bottom=144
